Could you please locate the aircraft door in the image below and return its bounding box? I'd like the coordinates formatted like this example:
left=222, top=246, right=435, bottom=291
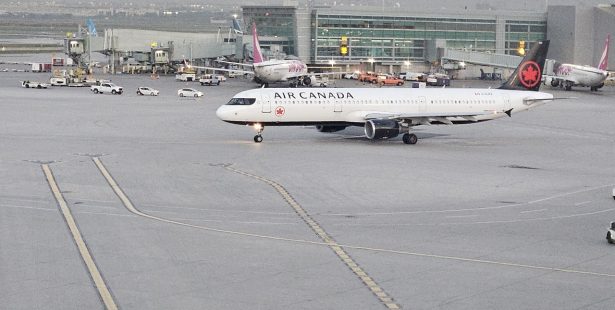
left=503, top=94, right=511, bottom=110
left=418, top=96, right=427, bottom=112
left=261, top=93, right=271, bottom=113
left=334, top=100, right=342, bottom=112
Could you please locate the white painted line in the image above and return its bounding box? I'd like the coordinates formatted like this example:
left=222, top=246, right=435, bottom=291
left=574, top=201, right=592, bottom=207
left=445, top=214, right=479, bottom=219
left=520, top=209, right=547, bottom=214
left=42, top=164, right=118, bottom=310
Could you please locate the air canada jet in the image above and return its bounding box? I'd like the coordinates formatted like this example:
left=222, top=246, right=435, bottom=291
left=216, top=41, right=553, bottom=144
left=544, top=34, right=610, bottom=91
left=187, top=23, right=340, bottom=87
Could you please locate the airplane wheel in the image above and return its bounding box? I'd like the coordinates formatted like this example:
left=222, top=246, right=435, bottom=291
left=402, top=133, right=418, bottom=145
left=565, top=82, right=572, bottom=91
left=254, top=135, right=263, bottom=143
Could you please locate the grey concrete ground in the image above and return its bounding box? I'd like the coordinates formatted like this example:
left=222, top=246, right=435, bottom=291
left=1, top=70, right=614, bottom=310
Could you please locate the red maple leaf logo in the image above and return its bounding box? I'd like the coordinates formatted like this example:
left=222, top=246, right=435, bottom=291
left=275, top=106, right=285, bottom=117
left=522, top=66, right=538, bottom=83
left=518, top=61, right=540, bottom=88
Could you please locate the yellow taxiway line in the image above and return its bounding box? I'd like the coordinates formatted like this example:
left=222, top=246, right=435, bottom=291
left=42, top=164, right=118, bottom=310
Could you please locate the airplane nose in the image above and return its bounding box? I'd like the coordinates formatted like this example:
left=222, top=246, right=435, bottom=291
left=216, top=105, right=229, bottom=120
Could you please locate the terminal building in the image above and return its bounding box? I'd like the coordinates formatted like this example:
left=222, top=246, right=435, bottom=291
left=241, top=2, right=614, bottom=75
left=77, top=2, right=613, bottom=76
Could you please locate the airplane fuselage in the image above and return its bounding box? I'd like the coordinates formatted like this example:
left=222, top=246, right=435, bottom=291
left=553, top=63, right=608, bottom=87
left=253, top=59, right=308, bottom=84
left=216, top=88, right=553, bottom=126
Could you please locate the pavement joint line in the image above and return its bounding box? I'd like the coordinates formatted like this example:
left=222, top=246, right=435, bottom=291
left=223, top=165, right=402, bottom=309
left=89, top=156, right=615, bottom=302
left=41, top=164, right=118, bottom=310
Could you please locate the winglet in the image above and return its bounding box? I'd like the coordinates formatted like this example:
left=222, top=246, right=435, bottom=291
left=504, top=108, right=513, bottom=117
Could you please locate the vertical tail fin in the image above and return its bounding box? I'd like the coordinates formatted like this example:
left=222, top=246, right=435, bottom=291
left=252, top=22, right=264, bottom=64
left=499, top=40, right=550, bottom=91
left=598, top=34, right=610, bottom=70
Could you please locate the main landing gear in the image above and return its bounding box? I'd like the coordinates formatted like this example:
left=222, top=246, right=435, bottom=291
left=253, top=123, right=264, bottom=143
left=402, top=133, right=418, bottom=145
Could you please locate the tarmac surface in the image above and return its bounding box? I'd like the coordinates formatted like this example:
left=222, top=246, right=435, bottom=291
left=1, top=69, right=614, bottom=309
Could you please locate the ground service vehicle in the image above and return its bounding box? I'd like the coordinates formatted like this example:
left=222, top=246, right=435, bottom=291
left=200, top=74, right=221, bottom=86
left=607, top=222, right=615, bottom=244
left=91, top=83, right=123, bottom=94
left=21, top=80, right=50, bottom=89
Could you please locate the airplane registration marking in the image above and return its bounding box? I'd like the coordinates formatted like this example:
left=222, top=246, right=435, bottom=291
left=42, top=164, right=118, bottom=310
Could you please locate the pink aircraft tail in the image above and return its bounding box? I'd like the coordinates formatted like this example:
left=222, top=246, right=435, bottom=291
left=252, top=22, right=264, bottom=64
left=598, top=34, right=610, bottom=70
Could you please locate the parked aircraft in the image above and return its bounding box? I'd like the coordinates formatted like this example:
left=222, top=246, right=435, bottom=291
left=216, top=41, right=554, bottom=144
left=186, top=23, right=341, bottom=87
left=544, top=34, right=610, bottom=91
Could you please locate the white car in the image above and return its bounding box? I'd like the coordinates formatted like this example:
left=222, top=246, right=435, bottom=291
left=607, top=222, right=615, bottom=244
left=177, top=88, right=203, bottom=97
left=137, top=87, right=159, bottom=96
left=343, top=73, right=359, bottom=79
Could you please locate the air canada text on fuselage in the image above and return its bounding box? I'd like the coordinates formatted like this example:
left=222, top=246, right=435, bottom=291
left=273, top=91, right=355, bottom=100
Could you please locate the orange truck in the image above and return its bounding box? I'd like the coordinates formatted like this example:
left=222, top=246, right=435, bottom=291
left=379, top=76, right=405, bottom=86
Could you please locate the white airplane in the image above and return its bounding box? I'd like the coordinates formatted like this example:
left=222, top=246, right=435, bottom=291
left=216, top=41, right=553, bottom=144
left=544, top=34, right=610, bottom=91
left=187, top=23, right=340, bottom=87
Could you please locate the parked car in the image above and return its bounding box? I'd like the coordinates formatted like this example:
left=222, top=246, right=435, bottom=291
left=363, top=74, right=383, bottom=84
left=607, top=222, right=615, bottom=244
left=358, top=72, right=376, bottom=82
left=136, top=87, right=159, bottom=96
left=426, top=74, right=451, bottom=86
left=379, top=76, right=405, bottom=86
left=177, top=88, right=203, bottom=97
left=343, top=72, right=359, bottom=79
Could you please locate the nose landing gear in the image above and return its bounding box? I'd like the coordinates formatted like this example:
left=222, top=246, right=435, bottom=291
left=253, top=123, right=264, bottom=143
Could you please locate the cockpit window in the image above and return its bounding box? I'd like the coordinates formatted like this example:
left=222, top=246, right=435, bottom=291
left=226, top=98, right=256, bottom=105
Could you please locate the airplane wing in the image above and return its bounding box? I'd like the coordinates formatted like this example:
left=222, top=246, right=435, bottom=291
left=347, top=111, right=496, bottom=125
left=186, top=64, right=254, bottom=75
left=309, top=71, right=351, bottom=76
left=215, top=60, right=254, bottom=68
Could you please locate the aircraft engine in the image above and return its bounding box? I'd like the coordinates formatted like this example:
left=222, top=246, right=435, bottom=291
left=316, top=125, right=347, bottom=133
left=364, top=119, right=400, bottom=140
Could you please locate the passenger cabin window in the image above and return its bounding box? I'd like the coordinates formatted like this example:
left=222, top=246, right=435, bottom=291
left=226, top=98, right=256, bottom=105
